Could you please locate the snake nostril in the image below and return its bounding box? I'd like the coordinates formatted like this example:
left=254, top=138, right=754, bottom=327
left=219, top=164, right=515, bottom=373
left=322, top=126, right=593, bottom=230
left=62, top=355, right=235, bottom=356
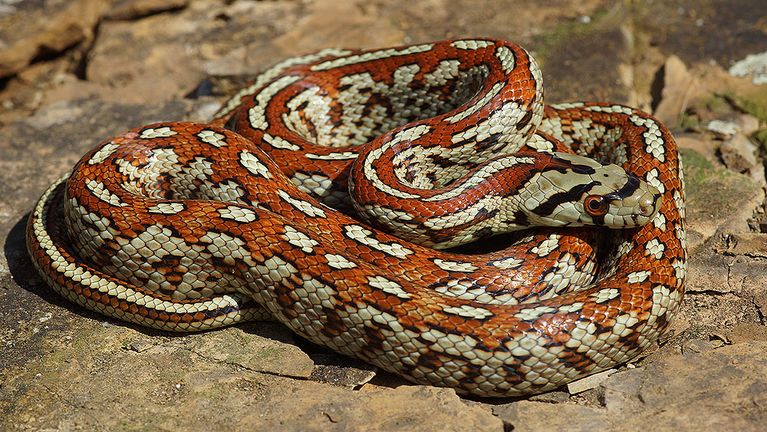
left=640, top=194, right=659, bottom=216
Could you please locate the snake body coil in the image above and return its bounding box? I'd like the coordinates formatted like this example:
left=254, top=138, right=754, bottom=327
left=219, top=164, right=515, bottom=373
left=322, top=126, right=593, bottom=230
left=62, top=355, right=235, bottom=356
left=27, top=39, right=686, bottom=397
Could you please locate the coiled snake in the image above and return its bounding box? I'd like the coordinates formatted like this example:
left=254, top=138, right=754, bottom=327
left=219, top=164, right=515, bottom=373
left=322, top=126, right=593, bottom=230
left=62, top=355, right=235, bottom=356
left=26, top=39, right=686, bottom=397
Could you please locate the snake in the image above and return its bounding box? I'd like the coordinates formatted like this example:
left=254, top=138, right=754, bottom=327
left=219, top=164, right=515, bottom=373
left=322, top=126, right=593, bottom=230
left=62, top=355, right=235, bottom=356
left=26, top=39, right=686, bottom=397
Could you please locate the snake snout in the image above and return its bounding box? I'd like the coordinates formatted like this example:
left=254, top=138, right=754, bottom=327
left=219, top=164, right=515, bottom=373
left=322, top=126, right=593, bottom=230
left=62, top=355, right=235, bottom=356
left=638, top=186, right=662, bottom=218
left=601, top=173, right=662, bottom=226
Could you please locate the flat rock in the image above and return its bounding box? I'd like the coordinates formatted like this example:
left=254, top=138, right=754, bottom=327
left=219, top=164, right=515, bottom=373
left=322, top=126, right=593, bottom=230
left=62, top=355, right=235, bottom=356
left=719, top=133, right=764, bottom=183
left=309, top=353, right=378, bottom=389
left=719, top=233, right=767, bottom=258
left=566, top=369, right=617, bottom=394
left=183, top=324, right=315, bottom=379
left=494, top=400, right=612, bottom=431
left=602, top=342, right=767, bottom=430
left=0, top=0, right=109, bottom=78
left=654, top=55, right=697, bottom=127
left=493, top=342, right=767, bottom=431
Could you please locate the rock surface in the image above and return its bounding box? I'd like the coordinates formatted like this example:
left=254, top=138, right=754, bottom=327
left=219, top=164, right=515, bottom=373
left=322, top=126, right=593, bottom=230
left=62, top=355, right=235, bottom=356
left=2, top=1, right=767, bottom=431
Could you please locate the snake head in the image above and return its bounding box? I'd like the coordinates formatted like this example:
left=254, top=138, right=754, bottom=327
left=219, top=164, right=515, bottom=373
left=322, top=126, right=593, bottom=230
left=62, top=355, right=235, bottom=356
left=522, top=152, right=662, bottom=228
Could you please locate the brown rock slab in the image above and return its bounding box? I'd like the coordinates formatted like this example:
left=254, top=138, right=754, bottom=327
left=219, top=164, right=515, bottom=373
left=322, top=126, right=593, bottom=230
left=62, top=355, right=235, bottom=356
left=184, top=324, right=315, bottom=379
left=493, top=400, right=612, bottom=431
left=310, top=353, right=377, bottom=389
left=654, top=55, right=697, bottom=127
left=106, top=0, right=189, bottom=20
left=0, top=0, right=109, bottom=78
left=85, top=19, right=204, bottom=104
left=1, top=336, right=501, bottom=432
left=735, top=114, right=761, bottom=136
left=273, top=0, right=405, bottom=54
left=717, top=232, right=767, bottom=259
left=726, top=322, right=767, bottom=344
left=602, top=342, right=767, bottom=430
left=675, top=133, right=718, bottom=162
left=255, top=385, right=503, bottom=432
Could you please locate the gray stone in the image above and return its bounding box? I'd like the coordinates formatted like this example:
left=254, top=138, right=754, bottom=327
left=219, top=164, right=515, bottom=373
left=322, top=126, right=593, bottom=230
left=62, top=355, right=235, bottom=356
left=707, top=119, right=739, bottom=138
left=729, top=50, right=767, bottom=85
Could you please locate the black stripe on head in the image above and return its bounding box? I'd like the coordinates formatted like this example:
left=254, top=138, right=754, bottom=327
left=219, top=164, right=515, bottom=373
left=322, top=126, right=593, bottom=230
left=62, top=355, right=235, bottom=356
left=549, top=154, right=597, bottom=175
left=531, top=182, right=595, bottom=217
left=604, top=173, right=640, bottom=202
left=570, top=163, right=597, bottom=175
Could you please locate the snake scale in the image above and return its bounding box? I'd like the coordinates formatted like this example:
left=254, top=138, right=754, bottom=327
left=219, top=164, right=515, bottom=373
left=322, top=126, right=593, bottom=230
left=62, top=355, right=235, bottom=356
left=26, top=39, right=686, bottom=397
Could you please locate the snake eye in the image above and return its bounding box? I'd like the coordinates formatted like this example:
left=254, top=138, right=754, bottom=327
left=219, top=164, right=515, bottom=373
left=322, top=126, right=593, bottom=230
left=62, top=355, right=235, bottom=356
left=584, top=195, right=609, bottom=217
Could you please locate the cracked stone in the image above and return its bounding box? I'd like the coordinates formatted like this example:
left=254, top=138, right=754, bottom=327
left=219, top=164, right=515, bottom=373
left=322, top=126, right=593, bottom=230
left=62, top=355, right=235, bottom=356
left=309, top=353, right=378, bottom=389
left=718, top=233, right=767, bottom=258
left=185, top=324, right=315, bottom=379
left=493, top=400, right=611, bottom=431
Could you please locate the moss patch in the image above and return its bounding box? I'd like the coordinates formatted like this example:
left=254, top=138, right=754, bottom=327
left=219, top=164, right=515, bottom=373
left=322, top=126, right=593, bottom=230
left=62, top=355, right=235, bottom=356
left=732, top=91, right=767, bottom=123
left=681, top=147, right=760, bottom=223
left=531, top=7, right=610, bottom=61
